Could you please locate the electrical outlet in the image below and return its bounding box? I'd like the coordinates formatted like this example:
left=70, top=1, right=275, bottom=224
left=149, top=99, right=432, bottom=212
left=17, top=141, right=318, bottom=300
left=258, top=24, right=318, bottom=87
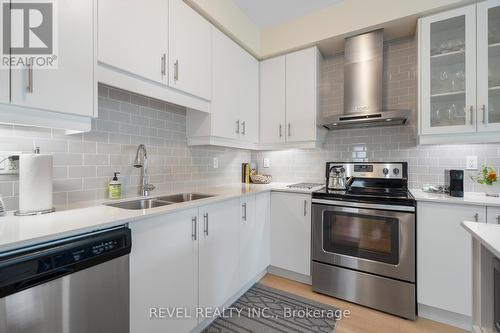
left=213, top=157, right=218, bottom=169
left=263, top=158, right=270, bottom=168
left=0, top=152, right=21, bottom=175
left=466, top=156, right=478, bottom=170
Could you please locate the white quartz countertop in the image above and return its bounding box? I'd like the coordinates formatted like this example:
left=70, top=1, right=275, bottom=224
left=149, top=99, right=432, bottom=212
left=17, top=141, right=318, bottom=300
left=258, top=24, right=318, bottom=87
left=0, top=182, right=319, bottom=253
left=462, top=221, right=500, bottom=258
left=410, top=189, right=500, bottom=207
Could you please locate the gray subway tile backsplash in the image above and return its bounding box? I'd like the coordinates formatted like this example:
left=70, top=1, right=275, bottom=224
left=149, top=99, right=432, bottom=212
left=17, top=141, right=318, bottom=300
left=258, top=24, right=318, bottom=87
left=0, top=36, right=499, bottom=211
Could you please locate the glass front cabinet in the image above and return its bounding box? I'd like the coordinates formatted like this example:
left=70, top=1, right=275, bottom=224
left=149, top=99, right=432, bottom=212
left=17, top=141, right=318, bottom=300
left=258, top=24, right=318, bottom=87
left=419, top=0, right=500, bottom=142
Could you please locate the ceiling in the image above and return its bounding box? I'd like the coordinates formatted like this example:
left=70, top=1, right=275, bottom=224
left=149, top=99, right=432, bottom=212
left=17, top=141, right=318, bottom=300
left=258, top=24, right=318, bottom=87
left=233, top=0, right=344, bottom=29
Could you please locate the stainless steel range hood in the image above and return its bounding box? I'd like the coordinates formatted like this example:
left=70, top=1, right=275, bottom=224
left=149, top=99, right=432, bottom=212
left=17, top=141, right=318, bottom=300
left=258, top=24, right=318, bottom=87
left=321, top=30, right=411, bottom=130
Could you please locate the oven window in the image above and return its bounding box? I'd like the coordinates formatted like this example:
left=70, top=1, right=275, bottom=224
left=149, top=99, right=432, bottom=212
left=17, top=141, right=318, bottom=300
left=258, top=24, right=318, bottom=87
left=322, top=211, right=399, bottom=265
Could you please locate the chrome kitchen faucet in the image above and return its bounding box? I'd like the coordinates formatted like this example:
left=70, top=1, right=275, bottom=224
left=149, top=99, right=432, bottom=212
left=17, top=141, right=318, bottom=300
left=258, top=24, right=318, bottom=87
left=133, top=144, right=155, bottom=197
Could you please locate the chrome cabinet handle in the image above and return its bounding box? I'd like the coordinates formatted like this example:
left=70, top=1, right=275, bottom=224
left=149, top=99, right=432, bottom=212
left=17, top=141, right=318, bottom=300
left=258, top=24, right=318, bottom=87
left=26, top=61, right=33, bottom=93
left=191, top=216, right=197, bottom=240
left=161, top=53, right=166, bottom=77
left=241, top=121, right=246, bottom=135
left=304, top=200, right=307, bottom=216
left=482, top=104, right=487, bottom=125
left=242, top=203, right=247, bottom=222
left=497, top=215, right=500, bottom=224
left=235, top=120, right=240, bottom=134
left=203, top=213, right=208, bottom=236
left=174, top=60, right=179, bottom=81
left=288, top=123, right=291, bottom=137
left=279, top=124, right=282, bottom=138
left=469, top=106, right=474, bottom=125
left=474, top=213, right=479, bottom=222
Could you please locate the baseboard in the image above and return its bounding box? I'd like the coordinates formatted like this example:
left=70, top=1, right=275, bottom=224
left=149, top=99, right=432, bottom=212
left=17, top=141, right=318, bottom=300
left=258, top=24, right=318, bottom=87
left=191, top=269, right=268, bottom=333
left=418, top=303, right=472, bottom=331
left=267, top=265, right=312, bottom=285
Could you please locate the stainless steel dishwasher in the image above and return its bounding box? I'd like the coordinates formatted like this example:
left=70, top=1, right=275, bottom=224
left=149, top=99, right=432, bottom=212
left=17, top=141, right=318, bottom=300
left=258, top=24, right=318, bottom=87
left=0, top=226, right=131, bottom=333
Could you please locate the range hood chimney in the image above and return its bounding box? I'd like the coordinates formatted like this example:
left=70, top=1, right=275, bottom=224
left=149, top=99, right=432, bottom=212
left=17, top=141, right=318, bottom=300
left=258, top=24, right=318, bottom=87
left=322, top=30, right=411, bottom=130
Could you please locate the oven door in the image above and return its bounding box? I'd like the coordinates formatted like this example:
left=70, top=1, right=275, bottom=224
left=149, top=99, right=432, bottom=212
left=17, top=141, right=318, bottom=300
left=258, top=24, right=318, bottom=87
left=312, top=199, right=415, bottom=282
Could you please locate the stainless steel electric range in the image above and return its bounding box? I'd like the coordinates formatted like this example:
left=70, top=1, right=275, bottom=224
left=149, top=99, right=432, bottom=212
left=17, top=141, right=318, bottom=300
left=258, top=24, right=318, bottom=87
left=311, top=162, right=416, bottom=320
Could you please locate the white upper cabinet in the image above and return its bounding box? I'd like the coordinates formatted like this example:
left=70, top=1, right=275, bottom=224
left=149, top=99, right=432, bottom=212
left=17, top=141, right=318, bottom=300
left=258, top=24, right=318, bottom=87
left=186, top=27, right=258, bottom=148
left=419, top=5, right=476, bottom=135
left=260, top=56, right=286, bottom=144
left=169, top=0, right=212, bottom=101
left=98, top=0, right=168, bottom=85
left=419, top=1, right=500, bottom=143
left=211, top=28, right=259, bottom=142
left=260, top=47, right=324, bottom=148
left=10, top=0, right=95, bottom=117
left=286, top=47, right=319, bottom=142
left=477, top=0, right=500, bottom=132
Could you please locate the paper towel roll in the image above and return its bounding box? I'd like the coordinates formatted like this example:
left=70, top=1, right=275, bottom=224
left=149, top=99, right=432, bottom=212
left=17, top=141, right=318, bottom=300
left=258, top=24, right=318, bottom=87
left=19, top=154, right=53, bottom=214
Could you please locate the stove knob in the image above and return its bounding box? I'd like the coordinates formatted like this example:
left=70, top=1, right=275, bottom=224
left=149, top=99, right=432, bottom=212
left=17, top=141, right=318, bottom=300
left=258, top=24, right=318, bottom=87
left=382, top=168, right=389, bottom=175
left=393, top=168, right=400, bottom=175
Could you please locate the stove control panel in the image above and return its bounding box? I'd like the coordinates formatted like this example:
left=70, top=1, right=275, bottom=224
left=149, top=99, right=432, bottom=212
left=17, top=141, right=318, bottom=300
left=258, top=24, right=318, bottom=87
left=326, top=162, right=406, bottom=179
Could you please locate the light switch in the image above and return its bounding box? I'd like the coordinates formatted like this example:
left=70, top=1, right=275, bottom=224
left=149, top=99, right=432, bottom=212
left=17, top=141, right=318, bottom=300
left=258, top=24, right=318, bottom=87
left=263, top=158, right=270, bottom=168
left=466, top=156, right=477, bottom=170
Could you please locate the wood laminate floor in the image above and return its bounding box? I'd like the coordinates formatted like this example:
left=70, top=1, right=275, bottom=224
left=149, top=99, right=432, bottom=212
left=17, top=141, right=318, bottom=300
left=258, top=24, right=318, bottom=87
left=259, top=274, right=468, bottom=333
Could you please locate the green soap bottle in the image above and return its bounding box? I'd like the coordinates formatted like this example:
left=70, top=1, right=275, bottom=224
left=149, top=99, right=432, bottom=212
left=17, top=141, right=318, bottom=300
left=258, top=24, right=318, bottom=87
left=109, top=172, right=121, bottom=199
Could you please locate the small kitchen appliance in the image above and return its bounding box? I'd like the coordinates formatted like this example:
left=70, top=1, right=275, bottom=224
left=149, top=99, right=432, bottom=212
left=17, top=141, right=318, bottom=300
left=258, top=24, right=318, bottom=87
left=312, top=162, right=416, bottom=320
left=448, top=169, right=464, bottom=197
left=327, top=165, right=348, bottom=190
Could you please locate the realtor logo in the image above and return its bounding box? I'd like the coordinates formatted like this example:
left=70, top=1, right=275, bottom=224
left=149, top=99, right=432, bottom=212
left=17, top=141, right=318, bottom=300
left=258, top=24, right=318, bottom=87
left=1, top=0, right=57, bottom=69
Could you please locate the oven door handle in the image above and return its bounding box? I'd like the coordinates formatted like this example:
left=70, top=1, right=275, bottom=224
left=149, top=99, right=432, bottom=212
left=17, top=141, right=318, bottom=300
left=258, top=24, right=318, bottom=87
left=312, top=199, right=415, bottom=212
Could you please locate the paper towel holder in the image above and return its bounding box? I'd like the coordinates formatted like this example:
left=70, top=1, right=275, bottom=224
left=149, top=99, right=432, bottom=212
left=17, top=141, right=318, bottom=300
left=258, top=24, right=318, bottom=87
left=14, top=147, right=56, bottom=216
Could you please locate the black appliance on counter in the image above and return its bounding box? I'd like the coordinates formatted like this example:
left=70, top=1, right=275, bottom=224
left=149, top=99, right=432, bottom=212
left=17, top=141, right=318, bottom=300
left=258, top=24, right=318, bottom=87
left=448, top=169, right=464, bottom=197
left=312, top=162, right=416, bottom=320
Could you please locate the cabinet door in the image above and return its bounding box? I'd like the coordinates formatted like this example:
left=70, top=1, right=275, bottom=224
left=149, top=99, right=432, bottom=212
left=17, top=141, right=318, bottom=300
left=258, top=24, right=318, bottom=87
left=0, top=68, right=8, bottom=104
left=239, top=193, right=270, bottom=286
left=0, top=2, right=7, bottom=104
left=256, top=192, right=271, bottom=272
left=285, top=47, right=318, bottom=142
left=417, top=202, right=486, bottom=317
left=10, top=0, right=94, bottom=116
left=271, top=192, right=311, bottom=276
left=199, top=199, right=240, bottom=310
left=260, top=56, right=286, bottom=144
left=169, top=0, right=212, bottom=100
left=130, top=209, right=198, bottom=333
left=98, top=0, right=168, bottom=85
left=238, top=47, right=259, bottom=143
left=420, top=5, right=476, bottom=135
left=477, top=0, right=500, bottom=132
left=487, top=206, right=500, bottom=224
left=211, top=28, right=242, bottom=140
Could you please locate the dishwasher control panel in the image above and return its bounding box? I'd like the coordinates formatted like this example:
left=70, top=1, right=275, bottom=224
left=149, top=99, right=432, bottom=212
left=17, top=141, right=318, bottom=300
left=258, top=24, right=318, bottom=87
left=0, top=227, right=131, bottom=298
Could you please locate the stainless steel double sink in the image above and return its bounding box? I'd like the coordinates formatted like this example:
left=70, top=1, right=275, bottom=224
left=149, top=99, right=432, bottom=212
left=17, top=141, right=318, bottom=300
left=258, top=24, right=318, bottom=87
left=104, top=193, right=214, bottom=210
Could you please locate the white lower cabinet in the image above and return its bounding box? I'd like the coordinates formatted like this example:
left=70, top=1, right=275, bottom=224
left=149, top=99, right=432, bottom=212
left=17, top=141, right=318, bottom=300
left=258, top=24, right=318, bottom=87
left=487, top=206, right=500, bottom=224
left=270, top=192, right=311, bottom=276
left=0, top=69, right=8, bottom=104
left=417, top=202, right=486, bottom=318
left=130, top=193, right=272, bottom=332
left=239, top=193, right=270, bottom=286
left=130, top=208, right=199, bottom=333
left=199, top=199, right=241, bottom=310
